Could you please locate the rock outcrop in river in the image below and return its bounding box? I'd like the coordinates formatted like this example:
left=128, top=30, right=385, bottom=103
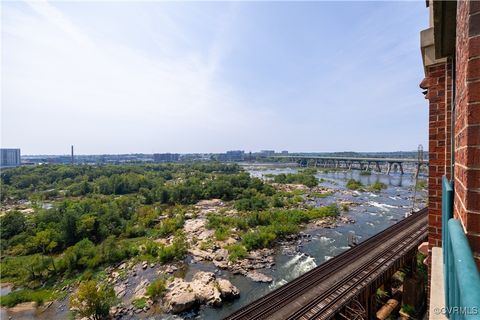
left=164, top=271, right=239, bottom=313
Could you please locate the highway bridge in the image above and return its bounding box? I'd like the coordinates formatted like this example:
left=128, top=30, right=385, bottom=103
left=273, top=156, right=428, bottom=175
left=225, top=208, right=428, bottom=320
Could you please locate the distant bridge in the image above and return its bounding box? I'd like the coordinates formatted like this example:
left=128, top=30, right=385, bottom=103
left=273, top=156, right=428, bottom=175
left=225, top=208, right=428, bottom=320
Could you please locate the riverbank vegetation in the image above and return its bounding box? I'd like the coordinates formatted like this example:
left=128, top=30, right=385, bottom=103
left=207, top=204, right=339, bottom=253
left=273, top=170, right=319, bottom=188
left=346, top=179, right=387, bottom=192
left=346, top=179, right=364, bottom=190
left=367, top=181, right=387, bottom=192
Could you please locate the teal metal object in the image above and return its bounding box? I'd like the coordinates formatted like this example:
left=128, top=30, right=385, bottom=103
left=446, top=219, right=480, bottom=319
left=442, top=175, right=454, bottom=312
left=442, top=176, right=454, bottom=262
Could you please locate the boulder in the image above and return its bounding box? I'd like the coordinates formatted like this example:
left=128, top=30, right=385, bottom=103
left=217, top=279, right=240, bottom=299
left=114, top=283, right=126, bottom=298
left=164, top=272, right=239, bottom=313
left=169, top=292, right=197, bottom=314
left=133, top=279, right=149, bottom=299
left=245, top=271, right=273, bottom=283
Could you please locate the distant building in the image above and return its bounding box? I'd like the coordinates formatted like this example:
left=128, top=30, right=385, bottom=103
left=225, top=150, right=245, bottom=161
left=153, top=153, right=180, bottom=162
left=260, top=150, right=275, bottom=157
left=281, top=150, right=289, bottom=155
left=0, top=148, right=21, bottom=167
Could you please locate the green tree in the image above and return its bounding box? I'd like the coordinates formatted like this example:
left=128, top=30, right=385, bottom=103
left=70, top=280, right=116, bottom=320
left=31, top=229, right=59, bottom=253
left=0, top=211, right=26, bottom=239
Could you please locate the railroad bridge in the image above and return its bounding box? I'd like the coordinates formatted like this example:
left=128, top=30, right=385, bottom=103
left=273, top=156, right=428, bottom=175
left=225, top=209, right=428, bottom=320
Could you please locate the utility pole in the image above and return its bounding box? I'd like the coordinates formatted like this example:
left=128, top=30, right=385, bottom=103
left=71, top=145, right=74, bottom=165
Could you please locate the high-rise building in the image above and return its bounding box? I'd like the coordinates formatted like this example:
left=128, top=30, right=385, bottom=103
left=0, top=148, right=21, bottom=167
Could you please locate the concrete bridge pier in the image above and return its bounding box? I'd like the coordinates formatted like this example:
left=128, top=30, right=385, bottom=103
left=375, top=161, right=381, bottom=172
left=387, top=162, right=393, bottom=175
left=398, top=163, right=404, bottom=175
left=386, top=162, right=405, bottom=175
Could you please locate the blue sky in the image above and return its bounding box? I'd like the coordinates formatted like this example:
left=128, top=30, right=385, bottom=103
left=1, top=1, right=429, bottom=155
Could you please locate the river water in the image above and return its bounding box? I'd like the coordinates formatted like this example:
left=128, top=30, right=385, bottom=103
left=1, top=165, right=427, bottom=320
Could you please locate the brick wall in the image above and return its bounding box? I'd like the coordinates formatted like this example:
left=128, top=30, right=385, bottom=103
left=423, top=61, right=453, bottom=250
left=454, top=0, right=480, bottom=268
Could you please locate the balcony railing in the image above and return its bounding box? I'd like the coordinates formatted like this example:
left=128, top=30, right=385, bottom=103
left=442, top=176, right=480, bottom=319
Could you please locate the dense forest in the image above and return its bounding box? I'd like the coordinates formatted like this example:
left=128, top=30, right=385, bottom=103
left=0, top=163, right=336, bottom=311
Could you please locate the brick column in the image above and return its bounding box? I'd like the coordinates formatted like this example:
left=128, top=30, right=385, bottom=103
left=422, top=61, right=453, bottom=251
left=453, top=0, right=480, bottom=269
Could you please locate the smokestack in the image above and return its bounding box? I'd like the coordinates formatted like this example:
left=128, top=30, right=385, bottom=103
left=71, top=145, right=74, bottom=165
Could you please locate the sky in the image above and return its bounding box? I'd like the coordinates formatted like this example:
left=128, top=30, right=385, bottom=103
left=1, top=1, right=429, bottom=155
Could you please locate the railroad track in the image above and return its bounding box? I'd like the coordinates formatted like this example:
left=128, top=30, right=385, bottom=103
left=224, top=208, right=427, bottom=320
left=294, top=215, right=427, bottom=320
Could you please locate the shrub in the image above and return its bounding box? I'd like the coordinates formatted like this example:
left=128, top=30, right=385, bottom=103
left=0, top=289, right=56, bottom=307
left=234, top=195, right=268, bottom=211
left=132, top=297, right=147, bottom=309
left=214, top=226, right=231, bottom=241
left=346, top=179, right=363, bottom=190
left=415, top=180, right=427, bottom=190
left=401, top=304, right=415, bottom=316
left=307, top=204, right=339, bottom=219
left=156, top=214, right=184, bottom=237
left=225, top=244, right=247, bottom=261
left=367, top=181, right=387, bottom=192
left=69, top=280, right=117, bottom=320
left=146, top=278, right=166, bottom=298
left=158, top=232, right=187, bottom=263
left=242, top=227, right=277, bottom=251
left=274, top=172, right=318, bottom=188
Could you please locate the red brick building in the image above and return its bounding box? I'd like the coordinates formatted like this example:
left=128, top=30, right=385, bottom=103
left=420, top=0, right=480, bottom=316
left=421, top=0, right=480, bottom=267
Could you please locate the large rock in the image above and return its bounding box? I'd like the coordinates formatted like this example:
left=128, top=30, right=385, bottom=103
left=217, top=279, right=240, bottom=299
left=188, top=248, right=213, bottom=261
left=169, top=291, right=197, bottom=313
left=164, top=272, right=239, bottom=313
left=245, top=271, right=273, bottom=283
left=114, top=283, right=127, bottom=298
left=184, top=218, right=206, bottom=234
left=132, top=279, right=149, bottom=299
left=190, top=272, right=221, bottom=306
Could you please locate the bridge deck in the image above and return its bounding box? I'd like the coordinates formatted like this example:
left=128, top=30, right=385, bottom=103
left=273, top=155, right=426, bottom=163
left=224, top=209, right=427, bottom=320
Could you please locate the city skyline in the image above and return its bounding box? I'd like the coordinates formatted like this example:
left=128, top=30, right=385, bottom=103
left=2, top=1, right=429, bottom=154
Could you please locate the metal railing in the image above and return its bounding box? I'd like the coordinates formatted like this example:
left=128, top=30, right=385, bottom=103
left=442, top=176, right=480, bottom=319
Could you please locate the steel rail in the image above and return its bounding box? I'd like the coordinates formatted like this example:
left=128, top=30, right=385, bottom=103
left=292, top=221, right=427, bottom=319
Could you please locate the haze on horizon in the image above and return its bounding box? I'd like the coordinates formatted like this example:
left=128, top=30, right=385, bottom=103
left=1, top=1, right=429, bottom=155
